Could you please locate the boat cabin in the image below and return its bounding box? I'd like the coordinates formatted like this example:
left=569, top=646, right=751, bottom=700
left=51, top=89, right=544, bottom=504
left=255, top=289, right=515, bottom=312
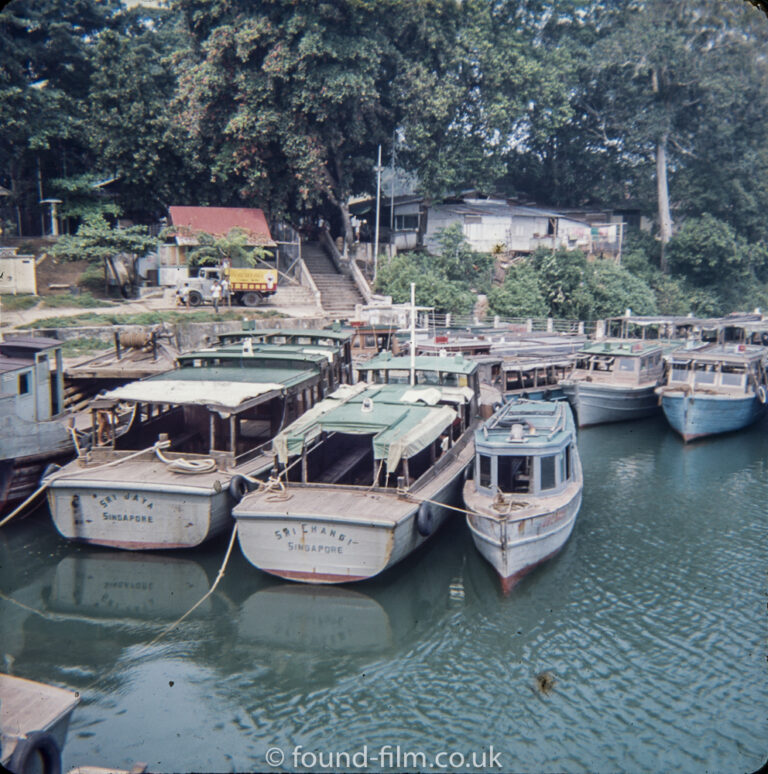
left=347, top=324, right=402, bottom=359
left=0, top=336, right=64, bottom=421
left=664, top=344, right=767, bottom=395
left=473, top=401, right=576, bottom=498
left=275, top=355, right=481, bottom=489
left=180, top=341, right=349, bottom=391
left=215, top=327, right=353, bottom=383
left=88, top=357, right=327, bottom=470
left=501, top=356, right=571, bottom=396
left=569, top=340, right=664, bottom=384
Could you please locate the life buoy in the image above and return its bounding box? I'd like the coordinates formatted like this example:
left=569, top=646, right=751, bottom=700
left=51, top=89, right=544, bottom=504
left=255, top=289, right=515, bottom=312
left=9, top=731, right=62, bottom=774
left=229, top=475, right=249, bottom=501
left=416, top=501, right=434, bottom=537
left=758, top=385, right=767, bottom=404
left=40, top=462, right=61, bottom=484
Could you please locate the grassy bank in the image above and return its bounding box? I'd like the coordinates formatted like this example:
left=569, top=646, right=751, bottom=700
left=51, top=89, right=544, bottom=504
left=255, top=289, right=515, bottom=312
left=19, top=308, right=284, bottom=329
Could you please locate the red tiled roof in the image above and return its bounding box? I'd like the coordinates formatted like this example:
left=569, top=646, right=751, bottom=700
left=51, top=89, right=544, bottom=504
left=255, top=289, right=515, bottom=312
left=168, top=206, right=275, bottom=246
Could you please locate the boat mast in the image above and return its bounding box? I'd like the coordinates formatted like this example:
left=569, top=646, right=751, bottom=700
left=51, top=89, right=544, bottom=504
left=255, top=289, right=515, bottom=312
left=410, top=282, right=416, bottom=386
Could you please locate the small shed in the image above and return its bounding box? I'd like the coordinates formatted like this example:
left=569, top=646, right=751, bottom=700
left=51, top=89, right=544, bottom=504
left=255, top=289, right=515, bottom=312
left=0, top=248, right=37, bottom=295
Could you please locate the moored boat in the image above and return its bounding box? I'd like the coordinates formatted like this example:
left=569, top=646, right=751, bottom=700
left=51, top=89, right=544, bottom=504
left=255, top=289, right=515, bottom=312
left=0, top=336, right=74, bottom=516
left=463, top=400, right=583, bottom=592
left=47, top=344, right=335, bottom=550
left=655, top=343, right=768, bottom=442
left=559, top=339, right=664, bottom=426
left=232, top=353, right=482, bottom=584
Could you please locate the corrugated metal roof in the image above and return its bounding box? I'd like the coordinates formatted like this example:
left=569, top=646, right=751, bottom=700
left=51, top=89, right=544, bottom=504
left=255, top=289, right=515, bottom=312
left=168, top=206, right=276, bottom=246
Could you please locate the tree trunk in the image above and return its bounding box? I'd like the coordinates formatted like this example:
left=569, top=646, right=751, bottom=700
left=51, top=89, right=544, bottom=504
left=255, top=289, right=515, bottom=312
left=656, top=132, right=673, bottom=273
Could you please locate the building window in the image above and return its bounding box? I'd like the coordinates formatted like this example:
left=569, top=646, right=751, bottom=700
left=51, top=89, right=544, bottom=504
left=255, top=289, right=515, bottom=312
left=18, top=372, right=30, bottom=395
left=394, top=214, right=419, bottom=231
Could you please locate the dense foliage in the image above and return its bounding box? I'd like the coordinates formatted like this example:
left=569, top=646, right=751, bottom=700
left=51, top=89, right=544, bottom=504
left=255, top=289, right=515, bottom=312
left=2, top=0, right=768, bottom=315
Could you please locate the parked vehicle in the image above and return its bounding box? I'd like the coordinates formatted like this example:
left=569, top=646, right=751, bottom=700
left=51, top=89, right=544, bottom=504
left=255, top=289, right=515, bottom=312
left=177, top=264, right=277, bottom=307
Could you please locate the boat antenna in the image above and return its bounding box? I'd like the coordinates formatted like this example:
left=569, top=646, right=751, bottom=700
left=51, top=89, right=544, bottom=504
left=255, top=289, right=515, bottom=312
left=410, top=282, right=416, bottom=386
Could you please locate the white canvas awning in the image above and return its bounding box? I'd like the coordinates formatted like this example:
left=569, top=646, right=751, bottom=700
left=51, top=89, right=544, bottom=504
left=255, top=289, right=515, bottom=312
left=103, top=379, right=285, bottom=412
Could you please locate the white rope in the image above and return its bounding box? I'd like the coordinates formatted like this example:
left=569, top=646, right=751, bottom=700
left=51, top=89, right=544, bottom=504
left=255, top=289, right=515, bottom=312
left=0, top=483, right=48, bottom=528
left=67, top=424, right=81, bottom=457
left=154, top=445, right=217, bottom=474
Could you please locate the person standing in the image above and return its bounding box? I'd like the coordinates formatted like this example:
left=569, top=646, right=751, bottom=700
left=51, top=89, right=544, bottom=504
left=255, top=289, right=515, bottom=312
left=211, top=279, right=222, bottom=314
left=221, top=276, right=231, bottom=307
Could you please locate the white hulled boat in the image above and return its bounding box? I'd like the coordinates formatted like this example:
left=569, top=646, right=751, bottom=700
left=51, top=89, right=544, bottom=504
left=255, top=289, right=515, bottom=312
left=47, top=344, right=339, bottom=550
left=463, top=400, right=583, bottom=592
left=232, top=353, right=482, bottom=583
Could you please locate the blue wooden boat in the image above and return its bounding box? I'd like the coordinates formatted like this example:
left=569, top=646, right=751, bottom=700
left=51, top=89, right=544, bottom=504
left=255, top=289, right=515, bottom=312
left=558, top=340, right=665, bottom=426
left=655, top=343, right=768, bottom=442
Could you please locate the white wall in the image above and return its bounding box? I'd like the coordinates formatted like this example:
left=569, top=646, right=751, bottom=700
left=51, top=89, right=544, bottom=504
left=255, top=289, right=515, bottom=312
left=0, top=255, right=37, bottom=295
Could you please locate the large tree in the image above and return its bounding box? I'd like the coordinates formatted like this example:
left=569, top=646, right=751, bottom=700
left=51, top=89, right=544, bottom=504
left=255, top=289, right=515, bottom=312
left=173, top=0, right=444, bottom=242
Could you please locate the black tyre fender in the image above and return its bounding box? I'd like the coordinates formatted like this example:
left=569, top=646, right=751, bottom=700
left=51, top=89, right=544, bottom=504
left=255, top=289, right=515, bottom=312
left=229, top=474, right=249, bottom=501
left=463, top=462, right=473, bottom=482
left=416, top=501, right=434, bottom=537
left=9, top=731, right=62, bottom=774
left=40, top=463, right=61, bottom=484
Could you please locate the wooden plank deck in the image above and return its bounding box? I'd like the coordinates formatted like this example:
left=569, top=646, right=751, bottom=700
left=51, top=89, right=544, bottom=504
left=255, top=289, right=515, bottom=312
left=0, top=673, right=79, bottom=765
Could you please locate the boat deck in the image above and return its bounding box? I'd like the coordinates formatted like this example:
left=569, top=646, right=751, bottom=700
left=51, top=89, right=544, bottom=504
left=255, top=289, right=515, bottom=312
left=0, top=673, right=80, bottom=765
left=51, top=452, right=274, bottom=489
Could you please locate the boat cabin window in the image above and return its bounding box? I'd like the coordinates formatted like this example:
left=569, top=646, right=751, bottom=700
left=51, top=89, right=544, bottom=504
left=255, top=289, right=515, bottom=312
left=565, top=445, right=571, bottom=481
left=721, top=367, right=745, bottom=387
left=617, top=357, right=635, bottom=372
left=693, top=364, right=716, bottom=385
left=670, top=365, right=688, bottom=383
left=18, top=371, right=30, bottom=395
left=479, top=454, right=491, bottom=488
left=497, top=455, right=531, bottom=494
left=540, top=454, right=557, bottom=490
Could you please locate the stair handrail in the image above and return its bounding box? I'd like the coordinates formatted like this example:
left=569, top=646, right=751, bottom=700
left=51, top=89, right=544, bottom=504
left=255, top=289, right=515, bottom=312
left=297, top=257, right=324, bottom=311
left=349, top=255, right=374, bottom=305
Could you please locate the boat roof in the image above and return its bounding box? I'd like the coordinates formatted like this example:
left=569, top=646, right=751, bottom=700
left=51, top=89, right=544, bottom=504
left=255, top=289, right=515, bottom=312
left=273, top=382, right=461, bottom=472
left=577, top=339, right=663, bottom=357
left=178, top=346, right=331, bottom=368
left=358, top=352, right=478, bottom=375
left=667, top=343, right=766, bottom=365
left=476, top=400, right=576, bottom=451
left=97, top=366, right=318, bottom=410
left=0, top=336, right=61, bottom=359
left=218, top=327, right=353, bottom=344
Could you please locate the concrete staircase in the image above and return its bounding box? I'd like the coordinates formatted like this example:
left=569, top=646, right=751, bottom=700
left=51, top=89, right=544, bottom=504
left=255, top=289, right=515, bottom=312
left=302, top=241, right=365, bottom=318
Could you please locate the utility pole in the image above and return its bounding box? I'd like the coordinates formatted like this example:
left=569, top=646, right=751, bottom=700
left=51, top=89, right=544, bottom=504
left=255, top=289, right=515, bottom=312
left=390, top=132, right=396, bottom=234
left=374, top=144, right=382, bottom=282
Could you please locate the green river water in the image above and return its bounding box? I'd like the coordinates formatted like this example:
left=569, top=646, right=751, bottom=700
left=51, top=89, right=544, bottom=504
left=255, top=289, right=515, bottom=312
left=1, top=415, right=766, bottom=773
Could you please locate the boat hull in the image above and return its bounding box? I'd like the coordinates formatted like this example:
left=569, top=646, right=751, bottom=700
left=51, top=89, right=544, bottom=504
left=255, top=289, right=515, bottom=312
left=48, top=476, right=234, bottom=550
left=560, top=381, right=659, bottom=427
left=465, top=484, right=582, bottom=592
left=660, top=392, right=766, bottom=442
left=234, top=446, right=472, bottom=584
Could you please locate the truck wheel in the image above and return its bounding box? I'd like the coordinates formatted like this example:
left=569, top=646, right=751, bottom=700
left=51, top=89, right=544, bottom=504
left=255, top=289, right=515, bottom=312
left=241, top=292, right=262, bottom=307
left=188, top=290, right=203, bottom=307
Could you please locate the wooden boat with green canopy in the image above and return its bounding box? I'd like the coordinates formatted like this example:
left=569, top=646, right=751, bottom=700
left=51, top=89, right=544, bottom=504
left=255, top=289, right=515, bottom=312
left=213, top=326, right=353, bottom=385
left=46, top=346, right=334, bottom=550
left=232, top=353, right=482, bottom=584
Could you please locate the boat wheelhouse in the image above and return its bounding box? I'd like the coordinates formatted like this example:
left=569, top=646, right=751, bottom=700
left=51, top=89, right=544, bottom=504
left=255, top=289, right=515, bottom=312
left=0, top=336, right=73, bottom=515
left=655, top=343, right=768, bottom=442
left=214, top=327, right=354, bottom=384
left=559, top=339, right=664, bottom=426
left=47, top=348, right=330, bottom=550
left=232, top=353, right=482, bottom=584
left=463, top=400, right=583, bottom=592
